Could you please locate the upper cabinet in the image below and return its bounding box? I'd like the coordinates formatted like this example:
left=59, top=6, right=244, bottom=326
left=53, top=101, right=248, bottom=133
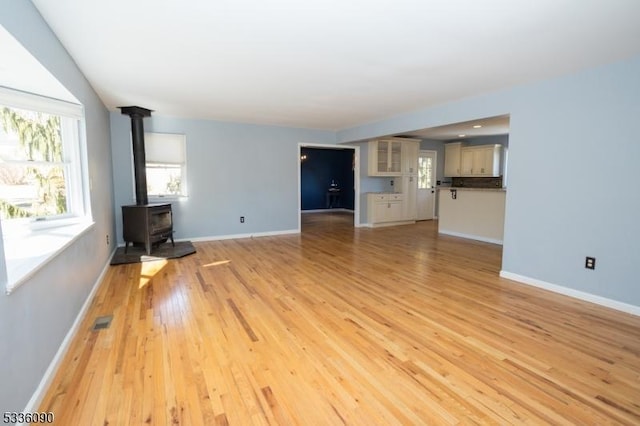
left=368, top=138, right=420, bottom=176
left=445, top=143, right=502, bottom=177
left=369, top=139, right=402, bottom=175
left=463, top=145, right=501, bottom=176
left=460, top=148, right=475, bottom=176
left=444, top=142, right=462, bottom=177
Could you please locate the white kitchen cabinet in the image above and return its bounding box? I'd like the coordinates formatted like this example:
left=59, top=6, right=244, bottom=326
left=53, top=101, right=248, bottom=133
left=401, top=175, right=417, bottom=220
left=401, top=139, right=420, bottom=175
left=460, top=144, right=502, bottom=177
left=460, top=148, right=475, bottom=175
left=367, top=193, right=406, bottom=225
left=444, top=142, right=462, bottom=177
left=368, top=139, right=402, bottom=176
left=367, top=139, right=419, bottom=225
left=400, top=139, right=419, bottom=220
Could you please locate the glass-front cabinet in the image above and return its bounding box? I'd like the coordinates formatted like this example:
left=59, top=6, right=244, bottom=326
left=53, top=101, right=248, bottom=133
left=369, top=139, right=402, bottom=176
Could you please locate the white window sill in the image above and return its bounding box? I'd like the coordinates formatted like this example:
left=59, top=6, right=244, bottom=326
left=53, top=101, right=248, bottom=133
left=3, top=220, right=95, bottom=295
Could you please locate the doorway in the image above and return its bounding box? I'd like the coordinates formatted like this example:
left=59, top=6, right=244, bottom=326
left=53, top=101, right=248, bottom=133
left=417, top=150, right=436, bottom=221
left=298, top=143, right=360, bottom=231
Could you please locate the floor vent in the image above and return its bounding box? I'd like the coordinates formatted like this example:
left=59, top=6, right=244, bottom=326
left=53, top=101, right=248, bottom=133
left=92, top=315, right=113, bottom=331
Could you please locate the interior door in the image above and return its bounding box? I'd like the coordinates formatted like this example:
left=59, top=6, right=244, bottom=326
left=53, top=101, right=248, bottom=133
left=417, top=150, right=436, bottom=220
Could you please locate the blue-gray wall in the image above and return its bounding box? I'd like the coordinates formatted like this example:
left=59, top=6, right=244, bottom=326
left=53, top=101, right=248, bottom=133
left=339, top=55, right=640, bottom=307
left=0, top=2, right=114, bottom=414
left=110, top=113, right=336, bottom=242
left=301, top=147, right=355, bottom=210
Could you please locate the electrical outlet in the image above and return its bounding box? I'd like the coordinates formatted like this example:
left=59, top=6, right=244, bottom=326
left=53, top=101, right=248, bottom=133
left=240, top=216, right=245, bottom=223
left=106, top=234, right=109, bottom=245
left=585, top=256, right=596, bottom=270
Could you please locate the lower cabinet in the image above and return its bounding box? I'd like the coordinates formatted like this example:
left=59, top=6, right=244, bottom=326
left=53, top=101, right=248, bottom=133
left=402, top=175, right=417, bottom=221
left=367, top=193, right=408, bottom=226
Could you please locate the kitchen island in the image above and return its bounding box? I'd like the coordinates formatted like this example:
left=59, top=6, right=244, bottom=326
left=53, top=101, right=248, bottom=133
left=437, top=187, right=506, bottom=244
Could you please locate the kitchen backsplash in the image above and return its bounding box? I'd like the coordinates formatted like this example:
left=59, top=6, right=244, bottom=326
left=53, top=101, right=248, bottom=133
left=451, top=176, right=503, bottom=188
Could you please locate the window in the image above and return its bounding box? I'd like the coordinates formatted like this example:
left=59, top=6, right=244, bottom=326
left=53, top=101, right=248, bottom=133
left=0, top=87, right=91, bottom=294
left=0, top=88, right=87, bottom=226
left=418, top=155, right=433, bottom=189
left=144, top=132, right=187, bottom=198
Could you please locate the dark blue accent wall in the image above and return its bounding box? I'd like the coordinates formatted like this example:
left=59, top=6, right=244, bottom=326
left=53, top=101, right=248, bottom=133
left=301, top=147, right=355, bottom=210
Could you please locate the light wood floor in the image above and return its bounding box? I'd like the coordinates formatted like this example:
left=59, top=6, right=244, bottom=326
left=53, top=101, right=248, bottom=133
left=40, top=212, right=640, bottom=425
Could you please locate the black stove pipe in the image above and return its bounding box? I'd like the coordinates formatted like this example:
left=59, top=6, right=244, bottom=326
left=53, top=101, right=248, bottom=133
left=119, top=106, right=152, bottom=206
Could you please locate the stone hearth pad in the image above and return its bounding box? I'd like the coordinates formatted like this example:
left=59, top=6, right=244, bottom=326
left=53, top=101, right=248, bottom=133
left=110, top=241, right=196, bottom=265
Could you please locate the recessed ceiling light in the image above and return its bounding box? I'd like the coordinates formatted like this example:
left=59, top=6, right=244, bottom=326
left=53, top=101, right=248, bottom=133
left=458, top=134, right=466, bottom=137
left=473, top=125, right=482, bottom=128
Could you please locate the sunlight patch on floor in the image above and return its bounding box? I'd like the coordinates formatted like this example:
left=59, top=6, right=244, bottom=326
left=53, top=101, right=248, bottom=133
left=202, top=259, right=231, bottom=267
left=138, top=259, right=168, bottom=288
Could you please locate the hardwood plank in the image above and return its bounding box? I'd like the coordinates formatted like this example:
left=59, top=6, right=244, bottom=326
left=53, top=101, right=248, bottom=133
left=39, top=212, right=640, bottom=424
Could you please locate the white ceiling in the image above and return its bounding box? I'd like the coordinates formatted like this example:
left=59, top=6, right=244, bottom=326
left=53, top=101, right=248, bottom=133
left=24, top=0, right=640, bottom=131
left=400, top=115, right=510, bottom=140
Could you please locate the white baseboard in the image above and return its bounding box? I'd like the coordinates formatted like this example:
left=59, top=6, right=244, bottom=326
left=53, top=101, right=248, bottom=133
left=22, top=248, right=116, bottom=417
left=186, top=228, right=299, bottom=243
left=369, top=220, right=416, bottom=228
left=438, top=229, right=503, bottom=245
left=301, top=208, right=354, bottom=214
left=500, top=270, right=640, bottom=317
left=116, top=229, right=301, bottom=247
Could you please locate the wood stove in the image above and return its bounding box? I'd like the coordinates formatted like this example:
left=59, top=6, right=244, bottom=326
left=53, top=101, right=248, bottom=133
left=119, top=106, right=175, bottom=255
left=122, top=203, right=174, bottom=255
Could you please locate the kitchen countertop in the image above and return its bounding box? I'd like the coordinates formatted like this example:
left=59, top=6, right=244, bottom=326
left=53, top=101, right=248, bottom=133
left=437, top=187, right=506, bottom=192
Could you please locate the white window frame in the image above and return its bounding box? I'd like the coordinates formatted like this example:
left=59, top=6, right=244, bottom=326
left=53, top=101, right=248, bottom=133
left=0, top=87, right=92, bottom=294
left=142, top=132, right=187, bottom=200
left=0, top=87, right=89, bottom=226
